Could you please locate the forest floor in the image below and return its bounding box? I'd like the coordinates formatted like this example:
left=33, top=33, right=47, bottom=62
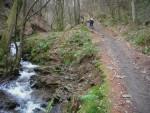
left=91, top=22, right=150, bottom=113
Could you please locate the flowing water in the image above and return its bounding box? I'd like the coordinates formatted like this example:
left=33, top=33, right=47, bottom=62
left=0, top=43, right=45, bottom=113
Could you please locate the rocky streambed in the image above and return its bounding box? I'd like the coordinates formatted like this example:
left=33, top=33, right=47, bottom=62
left=0, top=61, right=45, bottom=113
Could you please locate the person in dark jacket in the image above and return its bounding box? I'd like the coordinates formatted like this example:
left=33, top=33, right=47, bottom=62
left=4, top=0, right=12, bottom=8
left=89, top=18, right=94, bottom=28
left=81, top=16, right=84, bottom=24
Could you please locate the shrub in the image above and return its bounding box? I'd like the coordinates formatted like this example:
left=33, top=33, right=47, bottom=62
left=126, top=26, right=150, bottom=54
left=24, top=32, right=60, bottom=64
left=60, top=29, right=96, bottom=65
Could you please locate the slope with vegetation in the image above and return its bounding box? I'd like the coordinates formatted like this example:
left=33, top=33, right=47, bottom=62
left=23, top=26, right=108, bottom=113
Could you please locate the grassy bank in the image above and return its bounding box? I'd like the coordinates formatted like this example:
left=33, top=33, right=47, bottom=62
left=24, top=25, right=109, bottom=113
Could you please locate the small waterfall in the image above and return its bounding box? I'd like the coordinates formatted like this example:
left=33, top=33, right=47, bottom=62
left=0, top=43, right=45, bottom=113
left=10, top=42, right=20, bottom=57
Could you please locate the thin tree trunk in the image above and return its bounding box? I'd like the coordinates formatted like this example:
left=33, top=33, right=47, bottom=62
left=131, top=0, right=136, bottom=22
left=18, top=0, right=26, bottom=67
left=55, top=0, right=64, bottom=31
left=77, top=0, right=80, bottom=23
left=74, top=0, right=80, bottom=25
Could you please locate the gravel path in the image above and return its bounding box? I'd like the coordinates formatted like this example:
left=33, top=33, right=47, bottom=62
left=94, top=22, right=150, bottom=113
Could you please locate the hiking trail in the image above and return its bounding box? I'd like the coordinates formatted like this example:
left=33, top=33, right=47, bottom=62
left=91, top=22, right=150, bottom=113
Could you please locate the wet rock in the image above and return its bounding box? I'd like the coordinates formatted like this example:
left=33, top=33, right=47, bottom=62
left=32, top=89, right=53, bottom=102
left=41, top=103, right=47, bottom=108
left=51, top=104, right=62, bottom=113
left=0, top=91, right=19, bottom=111
left=33, top=108, right=43, bottom=113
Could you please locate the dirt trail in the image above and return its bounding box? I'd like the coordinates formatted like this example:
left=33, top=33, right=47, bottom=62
left=92, top=22, right=150, bottom=113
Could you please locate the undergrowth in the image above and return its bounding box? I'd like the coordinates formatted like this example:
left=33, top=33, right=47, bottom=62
left=24, top=25, right=108, bottom=113
left=99, top=14, right=150, bottom=55
left=24, top=32, right=62, bottom=64
left=125, top=26, right=150, bottom=55
left=78, top=84, right=108, bottom=113
left=98, top=14, right=129, bottom=27
left=59, top=26, right=96, bottom=65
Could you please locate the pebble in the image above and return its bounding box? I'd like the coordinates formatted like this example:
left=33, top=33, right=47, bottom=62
left=141, top=68, right=147, bottom=74
left=126, top=100, right=132, bottom=104
left=122, top=94, right=132, bottom=98
left=116, top=75, right=127, bottom=79
left=145, top=76, right=150, bottom=81
left=125, top=111, right=128, bottom=113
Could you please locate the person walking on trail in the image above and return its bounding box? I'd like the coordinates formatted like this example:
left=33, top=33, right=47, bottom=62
left=89, top=18, right=94, bottom=29
left=81, top=16, right=84, bottom=24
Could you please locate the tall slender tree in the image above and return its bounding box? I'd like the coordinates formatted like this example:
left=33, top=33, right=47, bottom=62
left=74, top=0, right=80, bottom=25
left=131, top=0, right=136, bottom=22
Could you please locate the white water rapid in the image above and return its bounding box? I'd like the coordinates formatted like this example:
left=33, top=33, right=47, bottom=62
left=0, top=43, right=45, bottom=113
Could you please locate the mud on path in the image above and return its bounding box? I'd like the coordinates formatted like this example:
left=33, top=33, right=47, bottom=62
left=91, top=22, right=150, bottom=113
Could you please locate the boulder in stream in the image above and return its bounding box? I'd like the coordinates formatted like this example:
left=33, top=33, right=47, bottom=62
left=0, top=91, right=19, bottom=112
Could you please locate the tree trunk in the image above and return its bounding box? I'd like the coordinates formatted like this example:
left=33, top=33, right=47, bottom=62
left=18, top=0, right=26, bottom=67
left=0, top=0, right=22, bottom=75
left=55, top=0, right=64, bottom=31
left=74, top=0, right=80, bottom=25
left=131, top=0, right=136, bottom=22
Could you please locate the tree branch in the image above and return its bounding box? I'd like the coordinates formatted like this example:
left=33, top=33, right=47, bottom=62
left=26, top=0, right=51, bottom=22
left=24, top=0, right=40, bottom=20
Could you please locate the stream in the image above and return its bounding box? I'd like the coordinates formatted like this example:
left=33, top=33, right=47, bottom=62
left=0, top=43, right=45, bottom=113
